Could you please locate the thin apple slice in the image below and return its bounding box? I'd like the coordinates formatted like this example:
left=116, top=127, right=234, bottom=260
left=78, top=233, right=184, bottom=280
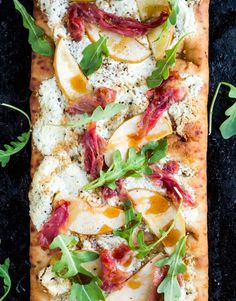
left=107, top=254, right=162, bottom=301
left=67, top=197, right=125, bottom=235
left=86, top=24, right=151, bottom=64
left=136, top=0, right=173, bottom=60
left=54, top=37, right=90, bottom=102
left=136, top=0, right=169, bottom=21
left=128, top=189, right=186, bottom=254
left=104, top=115, right=172, bottom=166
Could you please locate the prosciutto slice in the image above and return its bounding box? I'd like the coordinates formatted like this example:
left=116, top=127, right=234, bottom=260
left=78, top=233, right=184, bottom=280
left=100, top=247, right=131, bottom=292
left=81, top=124, right=107, bottom=179
left=100, top=179, right=127, bottom=201
left=149, top=165, right=196, bottom=207
left=134, top=73, right=188, bottom=139
left=66, top=87, right=117, bottom=115
left=68, top=3, right=168, bottom=41
left=38, top=202, right=69, bottom=248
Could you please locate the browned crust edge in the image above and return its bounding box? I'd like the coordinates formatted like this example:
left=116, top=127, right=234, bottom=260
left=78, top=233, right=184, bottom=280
left=29, top=0, right=209, bottom=300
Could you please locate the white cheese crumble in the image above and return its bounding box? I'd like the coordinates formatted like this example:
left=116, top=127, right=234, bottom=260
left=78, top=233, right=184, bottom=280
left=33, top=77, right=78, bottom=156
left=39, top=266, right=71, bottom=297
left=168, top=74, right=203, bottom=135
left=29, top=156, right=88, bottom=230
left=38, top=0, right=68, bottom=29
left=172, top=0, right=196, bottom=45
left=124, top=176, right=165, bottom=194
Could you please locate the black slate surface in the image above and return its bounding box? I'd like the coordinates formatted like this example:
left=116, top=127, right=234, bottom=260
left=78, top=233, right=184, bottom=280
left=0, top=0, right=235, bottom=300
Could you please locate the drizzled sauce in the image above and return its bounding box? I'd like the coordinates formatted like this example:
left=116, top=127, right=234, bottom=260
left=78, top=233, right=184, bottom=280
left=70, top=74, right=88, bottom=94
left=112, top=37, right=131, bottom=53
left=128, top=130, right=169, bottom=149
left=145, top=194, right=170, bottom=215
left=162, top=220, right=182, bottom=247
left=128, top=274, right=142, bottom=289
left=98, top=224, right=112, bottom=234
left=103, top=207, right=121, bottom=219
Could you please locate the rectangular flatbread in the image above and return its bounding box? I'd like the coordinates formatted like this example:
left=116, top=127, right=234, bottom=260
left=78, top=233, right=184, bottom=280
left=29, top=0, right=209, bottom=300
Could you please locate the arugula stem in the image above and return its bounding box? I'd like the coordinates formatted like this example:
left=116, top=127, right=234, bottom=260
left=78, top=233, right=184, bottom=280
left=209, top=81, right=234, bottom=135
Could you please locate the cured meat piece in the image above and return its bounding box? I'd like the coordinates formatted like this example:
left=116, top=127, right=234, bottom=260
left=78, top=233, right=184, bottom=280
left=100, top=249, right=131, bottom=292
left=38, top=202, right=69, bottom=248
left=101, top=179, right=127, bottom=201
left=134, top=73, right=188, bottom=139
left=82, top=124, right=107, bottom=179
left=149, top=266, right=168, bottom=301
left=163, top=160, right=179, bottom=175
left=68, top=3, right=168, bottom=41
left=66, top=87, right=117, bottom=115
left=149, top=165, right=196, bottom=207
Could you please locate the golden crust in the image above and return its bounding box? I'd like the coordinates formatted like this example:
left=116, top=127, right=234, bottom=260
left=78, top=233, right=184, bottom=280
left=29, top=0, right=209, bottom=300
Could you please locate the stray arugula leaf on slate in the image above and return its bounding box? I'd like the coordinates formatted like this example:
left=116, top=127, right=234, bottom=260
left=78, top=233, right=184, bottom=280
left=155, top=236, right=187, bottom=301
left=147, top=35, right=187, bottom=88
left=114, top=198, right=183, bottom=259
left=13, top=0, right=54, bottom=57
left=61, top=103, right=125, bottom=128
left=50, top=234, right=99, bottom=279
left=70, top=279, right=105, bottom=301
left=83, top=139, right=168, bottom=191
left=156, top=0, right=179, bottom=41
left=80, top=35, right=109, bottom=76
left=0, top=103, right=31, bottom=168
left=0, top=258, right=11, bottom=301
left=209, top=82, right=236, bottom=139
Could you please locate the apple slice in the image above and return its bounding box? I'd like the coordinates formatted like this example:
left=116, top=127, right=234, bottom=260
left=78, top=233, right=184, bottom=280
left=136, top=0, right=173, bottom=60
left=67, top=197, right=125, bottom=235
left=54, top=37, right=90, bottom=102
left=86, top=24, right=151, bottom=64
left=128, top=189, right=186, bottom=254
left=107, top=254, right=162, bottom=301
left=104, top=115, right=172, bottom=166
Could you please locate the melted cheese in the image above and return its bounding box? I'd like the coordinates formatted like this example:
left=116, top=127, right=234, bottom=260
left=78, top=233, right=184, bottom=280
left=29, top=156, right=88, bottom=230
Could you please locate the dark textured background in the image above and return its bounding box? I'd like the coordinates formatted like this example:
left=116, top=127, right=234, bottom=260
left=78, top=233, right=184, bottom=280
left=0, top=0, right=235, bottom=300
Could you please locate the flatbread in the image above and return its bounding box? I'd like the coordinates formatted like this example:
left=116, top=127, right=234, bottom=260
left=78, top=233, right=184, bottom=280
left=29, top=0, right=209, bottom=300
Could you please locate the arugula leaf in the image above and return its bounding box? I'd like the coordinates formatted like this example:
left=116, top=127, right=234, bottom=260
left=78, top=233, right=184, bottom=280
left=147, top=35, right=187, bottom=88
left=141, top=139, right=168, bottom=163
left=209, top=82, right=236, bottom=139
left=13, top=0, right=53, bottom=57
left=50, top=234, right=99, bottom=278
left=70, top=279, right=105, bottom=301
left=114, top=200, right=142, bottom=249
left=156, top=0, right=179, bottom=42
left=114, top=198, right=183, bottom=259
left=0, top=103, right=31, bottom=168
left=61, top=103, right=125, bottom=128
left=0, top=258, right=11, bottom=301
left=80, top=35, right=109, bottom=76
left=83, top=140, right=167, bottom=191
left=155, top=236, right=187, bottom=301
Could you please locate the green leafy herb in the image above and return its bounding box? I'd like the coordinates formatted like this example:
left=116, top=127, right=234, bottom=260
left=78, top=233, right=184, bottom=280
left=80, top=35, right=109, bottom=76
left=70, top=279, right=105, bottom=301
left=0, top=103, right=31, bottom=168
left=114, top=200, right=142, bottom=249
left=156, top=0, right=179, bottom=42
left=13, top=0, right=53, bottom=57
left=209, top=82, right=236, bottom=139
left=155, top=236, right=187, bottom=301
left=61, top=103, right=125, bottom=128
left=83, top=139, right=168, bottom=191
left=147, top=35, right=187, bottom=88
left=114, top=197, right=183, bottom=259
left=0, top=258, right=11, bottom=301
left=50, top=234, right=99, bottom=278
left=141, top=139, right=168, bottom=163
